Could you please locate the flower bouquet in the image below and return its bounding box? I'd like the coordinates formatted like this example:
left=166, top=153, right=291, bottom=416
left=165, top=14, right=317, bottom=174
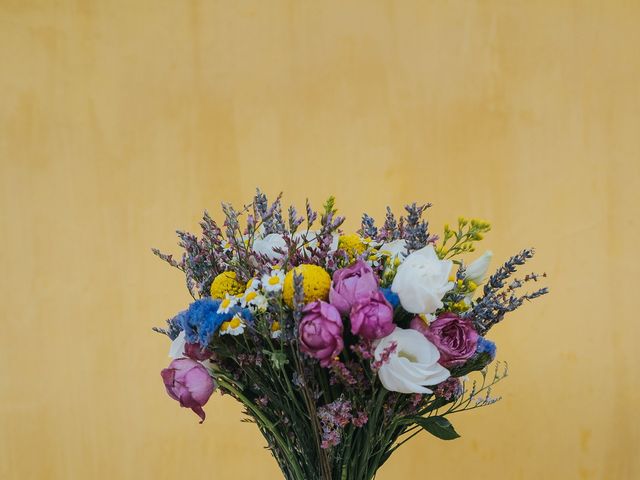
left=153, top=190, right=547, bottom=480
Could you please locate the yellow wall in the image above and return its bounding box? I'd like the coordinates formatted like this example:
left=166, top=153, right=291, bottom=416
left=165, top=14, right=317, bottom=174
left=1, top=1, right=638, bottom=479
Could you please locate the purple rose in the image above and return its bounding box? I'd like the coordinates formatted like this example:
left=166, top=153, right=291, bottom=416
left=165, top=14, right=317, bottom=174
left=350, top=290, right=395, bottom=340
left=425, top=313, right=479, bottom=368
left=161, top=358, right=215, bottom=423
left=329, top=260, right=379, bottom=314
left=299, top=301, right=344, bottom=366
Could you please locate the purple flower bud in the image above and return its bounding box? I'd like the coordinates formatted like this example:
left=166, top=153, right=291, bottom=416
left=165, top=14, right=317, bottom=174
left=161, top=358, right=215, bottom=423
left=329, top=260, right=379, bottom=314
left=299, top=301, right=344, bottom=366
left=184, top=342, right=213, bottom=361
left=425, top=313, right=479, bottom=368
left=350, top=290, right=395, bottom=340
left=409, top=315, right=430, bottom=337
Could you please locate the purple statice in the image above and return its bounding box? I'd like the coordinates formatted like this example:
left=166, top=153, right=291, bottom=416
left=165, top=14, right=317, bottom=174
left=329, top=359, right=357, bottom=387
left=352, top=411, right=368, bottom=428
left=410, top=393, right=424, bottom=408
left=435, top=377, right=464, bottom=401
left=317, top=397, right=353, bottom=449
left=153, top=210, right=228, bottom=298
left=236, top=353, right=264, bottom=368
left=350, top=340, right=374, bottom=360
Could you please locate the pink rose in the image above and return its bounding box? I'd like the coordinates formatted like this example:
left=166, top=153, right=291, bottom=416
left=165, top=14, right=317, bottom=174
left=350, top=290, right=395, bottom=340
left=299, top=301, right=344, bottom=366
left=329, top=260, right=379, bottom=314
left=161, top=358, right=215, bottom=423
left=425, top=313, right=479, bottom=368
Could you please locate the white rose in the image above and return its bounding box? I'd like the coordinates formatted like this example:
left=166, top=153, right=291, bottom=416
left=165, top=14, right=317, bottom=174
left=375, top=327, right=450, bottom=394
left=252, top=233, right=287, bottom=260
left=390, top=245, right=453, bottom=314
left=464, top=250, right=493, bottom=284
left=379, top=239, right=408, bottom=260
left=168, top=331, right=186, bottom=359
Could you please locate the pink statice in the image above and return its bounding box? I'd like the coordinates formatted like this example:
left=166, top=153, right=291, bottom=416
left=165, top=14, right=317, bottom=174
left=371, top=341, right=397, bottom=371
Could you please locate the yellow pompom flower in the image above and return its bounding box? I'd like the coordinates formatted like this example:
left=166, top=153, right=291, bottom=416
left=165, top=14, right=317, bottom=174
left=338, top=234, right=367, bottom=260
left=282, top=264, right=332, bottom=308
left=210, top=271, right=245, bottom=299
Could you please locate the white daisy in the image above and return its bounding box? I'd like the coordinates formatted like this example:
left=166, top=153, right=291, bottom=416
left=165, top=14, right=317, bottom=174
left=261, top=269, right=285, bottom=293
left=241, top=289, right=268, bottom=312
left=270, top=320, right=282, bottom=339
left=220, top=314, right=246, bottom=336
left=245, top=278, right=261, bottom=292
left=217, top=293, right=238, bottom=314
left=221, top=239, right=233, bottom=253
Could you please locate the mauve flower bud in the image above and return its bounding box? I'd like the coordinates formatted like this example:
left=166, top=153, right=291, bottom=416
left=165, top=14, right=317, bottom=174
left=299, top=301, right=344, bottom=366
left=425, top=313, right=479, bottom=368
left=184, top=342, right=213, bottom=361
left=161, top=358, right=215, bottom=423
left=350, top=291, right=395, bottom=340
left=329, top=260, right=379, bottom=314
left=409, top=315, right=433, bottom=337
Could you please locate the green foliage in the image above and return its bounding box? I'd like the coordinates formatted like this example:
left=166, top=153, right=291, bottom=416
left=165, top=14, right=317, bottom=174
left=323, top=195, right=337, bottom=217
left=410, top=415, right=460, bottom=440
left=437, top=217, right=491, bottom=259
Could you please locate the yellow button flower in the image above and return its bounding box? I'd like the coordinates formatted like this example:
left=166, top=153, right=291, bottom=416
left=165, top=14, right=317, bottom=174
left=338, top=234, right=367, bottom=260
left=210, top=271, right=244, bottom=299
left=282, top=264, right=332, bottom=308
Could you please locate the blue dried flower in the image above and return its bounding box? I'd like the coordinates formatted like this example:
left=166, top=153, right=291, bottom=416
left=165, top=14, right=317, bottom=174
left=476, top=337, right=497, bottom=360
left=380, top=288, right=400, bottom=309
left=180, top=298, right=224, bottom=344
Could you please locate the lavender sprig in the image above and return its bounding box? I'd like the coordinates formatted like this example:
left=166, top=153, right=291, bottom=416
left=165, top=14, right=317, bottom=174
left=288, top=205, right=304, bottom=234
left=382, top=207, right=400, bottom=241
left=468, top=249, right=549, bottom=334
left=360, top=214, right=378, bottom=239
left=402, top=202, right=432, bottom=251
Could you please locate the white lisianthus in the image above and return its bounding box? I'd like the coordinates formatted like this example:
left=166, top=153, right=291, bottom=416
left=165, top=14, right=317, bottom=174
left=252, top=233, right=287, bottom=260
left=379, top=239, right=408, bottom=261
left=390, top=245, right=454, bottom=314
left=464, top=250, right=493, bottom=284
left=169, top=331, right=186, bottom=359
left=375, top=327, right=450, bottom=394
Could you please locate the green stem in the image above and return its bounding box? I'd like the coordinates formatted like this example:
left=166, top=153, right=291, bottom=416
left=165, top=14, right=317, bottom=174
left=216, top=376, right=306, bottom=480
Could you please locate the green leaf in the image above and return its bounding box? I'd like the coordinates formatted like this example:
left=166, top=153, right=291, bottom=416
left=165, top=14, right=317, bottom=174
left=262, top=350, right=289, bottom=370
left=412, top=415, right=460, bottom=440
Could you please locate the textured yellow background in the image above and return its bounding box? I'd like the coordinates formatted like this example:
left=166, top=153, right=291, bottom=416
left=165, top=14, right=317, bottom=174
left=1, top=1, right=639, bottom=479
